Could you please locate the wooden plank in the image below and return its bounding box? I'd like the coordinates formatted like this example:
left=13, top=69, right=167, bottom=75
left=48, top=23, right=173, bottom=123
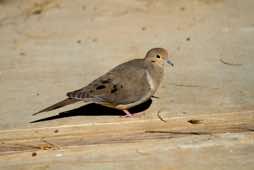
left=0, top=110, right=253, bottom=156
left=1, top=132, right=254, bottom=170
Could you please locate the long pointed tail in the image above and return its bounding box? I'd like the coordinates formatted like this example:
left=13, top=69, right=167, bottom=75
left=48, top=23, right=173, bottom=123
left=33, top=98, right=78, bottom=116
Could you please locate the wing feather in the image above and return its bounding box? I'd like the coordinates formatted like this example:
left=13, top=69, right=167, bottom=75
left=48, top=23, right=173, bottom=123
left=67, top=59, right=151, bottom=106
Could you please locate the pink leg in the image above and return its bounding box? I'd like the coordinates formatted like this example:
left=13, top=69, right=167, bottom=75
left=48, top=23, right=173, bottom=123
left=123, top=110, right=133, bottom=117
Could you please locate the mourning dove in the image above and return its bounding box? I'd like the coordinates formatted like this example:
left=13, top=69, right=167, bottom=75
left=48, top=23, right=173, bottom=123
left=33, top=48, right=173, bottom=117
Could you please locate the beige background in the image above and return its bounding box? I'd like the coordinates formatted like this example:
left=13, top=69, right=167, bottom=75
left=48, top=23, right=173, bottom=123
left=0, top=0, right=254, bottom=169
left=0, top=0, right=253, bottom=129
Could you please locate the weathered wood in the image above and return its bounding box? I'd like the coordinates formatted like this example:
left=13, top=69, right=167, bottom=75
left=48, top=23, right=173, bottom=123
left=0, top=111, right=253, bottom=156
left=1, top=132, right=254, bottom=170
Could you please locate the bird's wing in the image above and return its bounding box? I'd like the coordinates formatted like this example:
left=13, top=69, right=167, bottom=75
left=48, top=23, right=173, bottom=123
left=67, top=59, right=152, bottom=106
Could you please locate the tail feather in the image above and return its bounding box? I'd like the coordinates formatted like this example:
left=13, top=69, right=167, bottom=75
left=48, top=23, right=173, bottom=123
left=33, top=98, right=78, bottom=116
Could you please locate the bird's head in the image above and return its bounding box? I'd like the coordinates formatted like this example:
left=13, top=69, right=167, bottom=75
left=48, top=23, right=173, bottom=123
left=144, top=48, right=174, bottom=67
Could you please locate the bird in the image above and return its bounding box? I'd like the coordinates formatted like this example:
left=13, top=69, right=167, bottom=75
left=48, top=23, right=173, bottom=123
left=33, top=48, right=174, bottom=117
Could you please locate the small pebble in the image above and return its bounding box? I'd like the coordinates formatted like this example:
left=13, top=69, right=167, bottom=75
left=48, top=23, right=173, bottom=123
left=92, top=38, right=98, bottom=42
left=20, top=52, right=26, bottom=56
left=180, top=7, right=185, bottom=11
left=32, top=152, right=37, bottom=157
left=141, top=26, right=147, bottom=31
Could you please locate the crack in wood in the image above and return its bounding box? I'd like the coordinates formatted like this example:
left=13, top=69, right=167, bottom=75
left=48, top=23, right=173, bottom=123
left=0, top=111, right=253, bottom=156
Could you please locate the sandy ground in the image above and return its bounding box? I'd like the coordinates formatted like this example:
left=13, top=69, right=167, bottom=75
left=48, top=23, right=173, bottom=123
left=0, top=0, right=254, bottom=129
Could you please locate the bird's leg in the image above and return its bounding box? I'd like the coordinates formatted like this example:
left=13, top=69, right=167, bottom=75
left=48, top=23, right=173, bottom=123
left=151, top=95, right=160, bottom=99
left=123, top=110, right=133, bottom=117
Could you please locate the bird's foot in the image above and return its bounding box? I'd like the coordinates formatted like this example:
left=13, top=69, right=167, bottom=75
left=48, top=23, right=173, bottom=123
left=121, top=110, right=145, bottom=118
left=121, top=110, right=133, bottom=117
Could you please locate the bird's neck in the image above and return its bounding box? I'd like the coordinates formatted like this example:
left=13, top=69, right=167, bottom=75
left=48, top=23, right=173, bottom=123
left=146, top=62, right=164, bottom=91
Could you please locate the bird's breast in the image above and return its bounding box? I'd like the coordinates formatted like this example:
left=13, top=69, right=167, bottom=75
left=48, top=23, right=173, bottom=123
left=145, top=70, right=156, bottom=91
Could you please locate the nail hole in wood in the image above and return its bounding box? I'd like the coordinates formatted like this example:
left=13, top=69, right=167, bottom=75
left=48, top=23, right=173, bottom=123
left=188, top=119, right=202, bottom=124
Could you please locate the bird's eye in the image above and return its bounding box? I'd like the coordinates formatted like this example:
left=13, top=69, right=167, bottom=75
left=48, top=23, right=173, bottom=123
left=156, top=55, right=161, bottom=58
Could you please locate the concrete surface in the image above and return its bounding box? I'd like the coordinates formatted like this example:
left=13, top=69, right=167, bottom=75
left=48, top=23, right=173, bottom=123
left=0, top=0, right=254, bottom=129
left=1, top=0, right=254, bottom=170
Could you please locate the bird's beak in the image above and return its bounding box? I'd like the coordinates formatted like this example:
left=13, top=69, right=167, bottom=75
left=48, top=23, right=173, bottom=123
left=166, top=59, right=174, bottom=67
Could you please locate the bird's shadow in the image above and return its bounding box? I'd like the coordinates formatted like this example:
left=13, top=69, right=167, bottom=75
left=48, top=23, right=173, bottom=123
left=31, top=99, right=153, bottom=123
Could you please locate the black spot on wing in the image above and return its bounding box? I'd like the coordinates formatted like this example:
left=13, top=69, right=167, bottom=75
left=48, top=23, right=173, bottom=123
left=67, top=90, right=87, bottom=99
left=96, top=85, right=106, bottom=90
left=111, top=88, right=117, bottom=94
left=111, top=85, right=118, bottom=94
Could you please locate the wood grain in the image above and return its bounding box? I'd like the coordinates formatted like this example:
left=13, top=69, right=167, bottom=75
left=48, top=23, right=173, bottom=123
left=0, top=110, right=253, bottom=156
